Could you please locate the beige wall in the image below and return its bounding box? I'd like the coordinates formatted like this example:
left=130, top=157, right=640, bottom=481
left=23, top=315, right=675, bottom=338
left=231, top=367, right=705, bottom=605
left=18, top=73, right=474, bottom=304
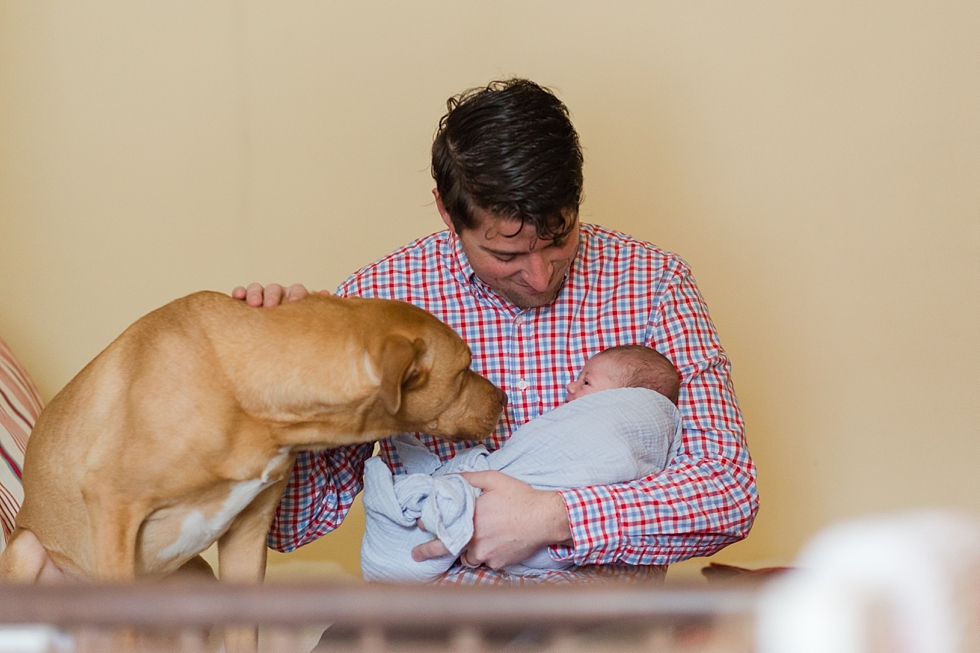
left=1, top=1, right=978, bottom=578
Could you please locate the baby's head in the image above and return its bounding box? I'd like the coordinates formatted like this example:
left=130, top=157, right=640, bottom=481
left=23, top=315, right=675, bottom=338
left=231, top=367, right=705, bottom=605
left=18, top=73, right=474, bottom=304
left=565, top=345, right=680, bottom=405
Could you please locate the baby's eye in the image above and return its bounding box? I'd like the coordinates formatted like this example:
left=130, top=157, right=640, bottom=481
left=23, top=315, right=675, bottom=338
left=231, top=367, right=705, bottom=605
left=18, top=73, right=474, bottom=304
left=583, top=379, right=591, bottom=385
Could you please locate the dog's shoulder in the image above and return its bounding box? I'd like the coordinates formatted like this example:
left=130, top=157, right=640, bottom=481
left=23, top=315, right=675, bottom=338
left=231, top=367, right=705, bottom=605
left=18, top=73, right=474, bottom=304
left=101, top=292, right=239, bottom=359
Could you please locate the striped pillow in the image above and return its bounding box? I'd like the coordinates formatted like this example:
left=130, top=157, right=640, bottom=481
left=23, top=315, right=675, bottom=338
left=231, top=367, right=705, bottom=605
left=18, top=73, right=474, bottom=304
left=0, top=336, right=43, bottom=551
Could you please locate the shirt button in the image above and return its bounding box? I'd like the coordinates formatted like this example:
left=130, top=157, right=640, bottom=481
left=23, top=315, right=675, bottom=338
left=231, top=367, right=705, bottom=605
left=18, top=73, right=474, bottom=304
left=517, top=379, right=530, bottom=391
left=515, top=314, right=525, bottom=325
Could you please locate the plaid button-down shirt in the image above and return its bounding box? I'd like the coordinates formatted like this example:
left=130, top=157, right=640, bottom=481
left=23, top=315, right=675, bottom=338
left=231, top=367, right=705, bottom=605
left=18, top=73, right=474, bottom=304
left=269, top=223, right=758, bottom=584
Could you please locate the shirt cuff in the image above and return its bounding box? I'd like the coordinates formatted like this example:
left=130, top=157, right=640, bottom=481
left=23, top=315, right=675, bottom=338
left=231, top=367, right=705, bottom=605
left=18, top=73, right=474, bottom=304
left=550, top=486, right=623, bottom=566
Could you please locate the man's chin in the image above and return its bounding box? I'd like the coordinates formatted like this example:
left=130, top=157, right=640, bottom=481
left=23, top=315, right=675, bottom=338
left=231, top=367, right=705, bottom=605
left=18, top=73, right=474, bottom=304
left=503, top=288, right=562, bottom=309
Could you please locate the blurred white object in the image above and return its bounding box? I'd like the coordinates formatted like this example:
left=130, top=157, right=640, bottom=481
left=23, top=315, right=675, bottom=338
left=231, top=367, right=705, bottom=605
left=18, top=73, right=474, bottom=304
left=0, top=627, right=72, bottom=653
left=757, top=510, right=980, bottom=653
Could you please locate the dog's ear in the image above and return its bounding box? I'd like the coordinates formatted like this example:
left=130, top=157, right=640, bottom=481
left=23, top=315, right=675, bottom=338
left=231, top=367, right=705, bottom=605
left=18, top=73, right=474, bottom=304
left=377, top=335, right=424, bottom=414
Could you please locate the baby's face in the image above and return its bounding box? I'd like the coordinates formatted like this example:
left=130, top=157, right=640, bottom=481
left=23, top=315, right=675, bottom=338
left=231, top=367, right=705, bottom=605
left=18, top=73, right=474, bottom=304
left=565, top=355, right=622, bottom=402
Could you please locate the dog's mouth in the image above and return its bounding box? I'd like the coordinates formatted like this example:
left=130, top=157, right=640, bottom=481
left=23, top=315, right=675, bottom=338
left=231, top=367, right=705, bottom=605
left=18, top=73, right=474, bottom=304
left=423, top=421, right=492, bottom=443
left=432, top=401, right=506, bottom=442
left=410, top=372, right=506, bottom=442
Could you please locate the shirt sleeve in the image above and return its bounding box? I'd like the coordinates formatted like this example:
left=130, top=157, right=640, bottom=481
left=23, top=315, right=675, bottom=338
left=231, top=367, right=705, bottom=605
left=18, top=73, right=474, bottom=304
left=267, top=443, right=373, bottom=552
left=551, top=265, right=759, bottom=566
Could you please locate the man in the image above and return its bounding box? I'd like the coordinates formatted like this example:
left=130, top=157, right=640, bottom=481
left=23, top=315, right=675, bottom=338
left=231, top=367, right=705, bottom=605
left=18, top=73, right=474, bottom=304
left=236, top=79, right=757, bottom=584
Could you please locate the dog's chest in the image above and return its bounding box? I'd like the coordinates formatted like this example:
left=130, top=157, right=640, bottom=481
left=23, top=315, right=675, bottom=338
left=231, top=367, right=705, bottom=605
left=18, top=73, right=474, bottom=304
left=149, top=448, right=294, bottom=564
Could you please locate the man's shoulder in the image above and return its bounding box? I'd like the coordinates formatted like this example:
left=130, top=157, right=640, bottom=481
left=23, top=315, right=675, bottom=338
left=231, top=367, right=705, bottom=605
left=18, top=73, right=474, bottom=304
left=337, top=231, right=455, bottom=297
left=579, top=223, right=691, bottom=277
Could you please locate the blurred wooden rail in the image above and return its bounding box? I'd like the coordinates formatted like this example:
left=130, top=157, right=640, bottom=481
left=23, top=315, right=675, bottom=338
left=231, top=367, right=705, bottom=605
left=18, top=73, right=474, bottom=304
left=0, top=581, right=758, bottom=628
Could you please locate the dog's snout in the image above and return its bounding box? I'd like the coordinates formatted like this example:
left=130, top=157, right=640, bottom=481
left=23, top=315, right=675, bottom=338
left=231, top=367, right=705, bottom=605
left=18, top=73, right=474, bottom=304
left=497, top=387, right=508, bottom=408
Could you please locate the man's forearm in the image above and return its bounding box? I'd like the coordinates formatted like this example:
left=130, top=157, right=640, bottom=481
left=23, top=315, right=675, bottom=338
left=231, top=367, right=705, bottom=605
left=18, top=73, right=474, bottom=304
left=267, top=444, right=372, bottom=552
left=554, top=453, right=757, bottom=566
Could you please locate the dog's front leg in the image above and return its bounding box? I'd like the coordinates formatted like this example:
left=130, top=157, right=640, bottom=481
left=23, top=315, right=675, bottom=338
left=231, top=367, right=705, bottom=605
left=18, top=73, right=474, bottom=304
left=218, top=479, right=288, bottom=653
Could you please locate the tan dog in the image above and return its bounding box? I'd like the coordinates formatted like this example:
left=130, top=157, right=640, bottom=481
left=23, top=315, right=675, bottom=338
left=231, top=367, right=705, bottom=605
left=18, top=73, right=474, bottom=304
left=0, top=291, right=505, bottom=588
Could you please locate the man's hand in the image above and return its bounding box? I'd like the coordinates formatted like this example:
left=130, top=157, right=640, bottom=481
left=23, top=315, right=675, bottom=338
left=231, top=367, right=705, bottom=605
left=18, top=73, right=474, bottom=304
left=231, top=283, right=312, bottom=307
left=411, top=471, right=573, bottom=570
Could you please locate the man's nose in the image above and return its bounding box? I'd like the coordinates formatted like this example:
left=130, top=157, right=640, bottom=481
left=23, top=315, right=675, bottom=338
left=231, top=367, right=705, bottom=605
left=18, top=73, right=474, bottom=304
left=523, top=254, right=553, bottom=291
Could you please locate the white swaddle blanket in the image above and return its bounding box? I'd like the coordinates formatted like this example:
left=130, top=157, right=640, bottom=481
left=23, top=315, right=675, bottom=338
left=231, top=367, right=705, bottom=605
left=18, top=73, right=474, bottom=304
left=361, top=387, right=682, bottom=582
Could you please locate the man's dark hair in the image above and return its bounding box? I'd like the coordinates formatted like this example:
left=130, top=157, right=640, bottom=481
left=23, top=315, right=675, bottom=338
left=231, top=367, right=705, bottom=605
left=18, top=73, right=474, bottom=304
left=431, top=78, right=583, bottom=243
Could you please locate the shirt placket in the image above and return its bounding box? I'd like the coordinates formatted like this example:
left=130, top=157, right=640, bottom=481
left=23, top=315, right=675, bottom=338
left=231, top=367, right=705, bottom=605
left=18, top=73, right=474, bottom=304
left=507, top=310, right=540, bottom=430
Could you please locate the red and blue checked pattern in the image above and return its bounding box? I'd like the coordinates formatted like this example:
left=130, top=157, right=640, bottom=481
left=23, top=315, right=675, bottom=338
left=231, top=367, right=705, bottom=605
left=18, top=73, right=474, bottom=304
left=0, top=337, right=44, bottom=550
left=269, top=224, right=758, bottom=583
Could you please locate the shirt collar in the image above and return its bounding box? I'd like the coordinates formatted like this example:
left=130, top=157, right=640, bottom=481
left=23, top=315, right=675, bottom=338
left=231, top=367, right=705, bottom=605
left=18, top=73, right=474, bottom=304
left=446, top=228, right=476, bottom=286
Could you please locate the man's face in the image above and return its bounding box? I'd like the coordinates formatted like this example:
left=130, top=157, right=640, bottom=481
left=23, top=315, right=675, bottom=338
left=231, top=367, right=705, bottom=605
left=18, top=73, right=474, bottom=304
left=436, top=194, right=580, bottom=309
left=565, top=354, right=622, bottom=402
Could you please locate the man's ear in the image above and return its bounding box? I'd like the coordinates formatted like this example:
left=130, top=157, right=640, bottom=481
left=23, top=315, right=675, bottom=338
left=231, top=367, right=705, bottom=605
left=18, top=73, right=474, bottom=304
left=377, top=335, right=423, bottom=415
left=433, top=189, right=455, bottom=233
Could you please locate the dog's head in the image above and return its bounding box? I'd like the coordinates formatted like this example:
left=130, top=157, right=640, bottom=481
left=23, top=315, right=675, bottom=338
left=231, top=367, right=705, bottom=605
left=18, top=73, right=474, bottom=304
left=362, top=299, right=507, bottom=442
left=243, top=293, right=506, bottom=446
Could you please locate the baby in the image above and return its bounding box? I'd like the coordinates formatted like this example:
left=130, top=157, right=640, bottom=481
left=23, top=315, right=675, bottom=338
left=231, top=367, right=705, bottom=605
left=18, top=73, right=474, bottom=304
left=361, top=345, right=682, bottom=583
